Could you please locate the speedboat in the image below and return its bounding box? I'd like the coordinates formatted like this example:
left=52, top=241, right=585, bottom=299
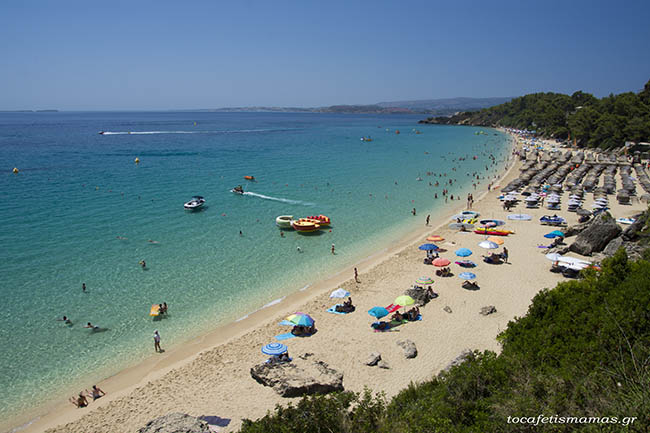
left=184, top=195, right=205, bottom=210
left=231, top=185, right=244, bottom=195
left=291, top=219, right=321, bottom=232
left=276, top=215, right=293, bottom=228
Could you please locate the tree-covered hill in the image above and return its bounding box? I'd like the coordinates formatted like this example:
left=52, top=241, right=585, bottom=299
left=420, top=79, right=650, bottom=149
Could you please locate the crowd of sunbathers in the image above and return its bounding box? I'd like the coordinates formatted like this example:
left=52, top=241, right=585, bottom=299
left=436, top=267, right=452, bottom=277
left=267, top=351, right=292, bottom=364
left=69, top=385, right=105, bottom=408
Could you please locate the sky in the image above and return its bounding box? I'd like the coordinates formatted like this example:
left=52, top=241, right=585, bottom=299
left=1, top=0, right=649, bottom=110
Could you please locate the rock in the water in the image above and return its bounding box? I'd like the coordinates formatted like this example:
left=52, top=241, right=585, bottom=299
left=364, top=352, right=381, bottom=366
left=443, top=350, right=473, bottom=372
left=479, top=305, right=497, bottom=316
left=251, top=356, right=344, bottom=397
left=569, top=212, right=622, bottom=256
left=603, top=236, right=624, bottom=257
left=443, top=305, right=453, bottom=313
left=378, top=359, right=390, bottom=369
left=138, top=413, right=210, bottom=433
left=396, top=339, right=417, bottom=358
left=404, top=286, right=437, bottom=306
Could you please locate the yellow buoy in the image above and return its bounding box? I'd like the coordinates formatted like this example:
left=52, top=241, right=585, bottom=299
left=12, top=167, right=19, bottom=174
left=134, top=157, right=140, bottom=164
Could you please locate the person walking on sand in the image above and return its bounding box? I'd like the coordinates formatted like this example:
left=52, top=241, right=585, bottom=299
left=425, top=214, right=430, bottom=226
left=502, top=247, right=509, bottom=263
left=153, top=330, right=162, bottom=353
left=354, top=267, right=360, bottom=283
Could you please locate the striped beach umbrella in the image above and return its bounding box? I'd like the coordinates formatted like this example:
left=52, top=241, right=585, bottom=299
left=285, top=313, right=314, bottom=327
left=262, top=343, right=288, bottom=355
left=458, top=272, right=476, bottom=280
left=415, top=276, right=434, bottom=285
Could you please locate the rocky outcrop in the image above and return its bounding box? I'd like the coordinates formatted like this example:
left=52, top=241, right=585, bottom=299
left=396, top=340, right=418, bottom=359
left=564, top=221, right=591, bottom=237
left=377, top=359, right=390, bottom=369
left=479, top=306, right=497, bottom=316
left=251, top=355, right=343, bottom=397
left=622, top=213, right=645, bottom=241
left=569, top=213, right=622, bottom=256
left=137, top=413, right=210, bottom=433
left=603, top=236, right=624, bottom=257
left=364, top=352, right=381, bottom=366
left=443, top=350, right=473, bottom=372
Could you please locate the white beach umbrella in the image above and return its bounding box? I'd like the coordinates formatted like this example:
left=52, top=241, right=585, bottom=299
left=557, top=256, right=591, bottom=266
left=330, top=288, right=350, bottom=298
left=478, top=240, right=499, bottom=249
left=545, top=253, right=563, bottom=261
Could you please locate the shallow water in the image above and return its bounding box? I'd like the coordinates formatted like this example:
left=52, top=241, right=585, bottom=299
left=0, top=111, right=509, bottom=424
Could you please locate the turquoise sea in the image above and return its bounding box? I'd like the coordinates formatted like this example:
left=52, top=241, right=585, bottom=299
left=0, top=112, right=510, bottom=428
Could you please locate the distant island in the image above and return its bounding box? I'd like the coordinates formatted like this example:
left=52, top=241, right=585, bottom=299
left=184, top=97, right=514, bottom=116
left=0, top=109, right=59, bottom=113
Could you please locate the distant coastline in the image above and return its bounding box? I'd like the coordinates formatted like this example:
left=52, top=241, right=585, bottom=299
left=0, top=109, right=59, bottom=112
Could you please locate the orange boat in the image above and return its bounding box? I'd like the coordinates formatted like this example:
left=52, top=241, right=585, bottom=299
left=244, top=175, right=255, bottom=181
left=291, top=219, right=321, bottom=232
left=305, top=215, right=331, bottom=226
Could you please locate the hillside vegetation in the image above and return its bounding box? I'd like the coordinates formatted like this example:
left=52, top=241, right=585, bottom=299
left=420, top=79, right=650, bottom=149
left=239, top=248, right=650, bottom=432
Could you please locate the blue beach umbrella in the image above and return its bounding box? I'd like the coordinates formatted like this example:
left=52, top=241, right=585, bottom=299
left=262, top=342, right=288, bottom=355
left=455, top=248, right=472, bottom=257
left=544, top=230, right=565, bottom=239
left=459, top=272, right=477, bottom=280
left=418, top=243, right=439, bottom=251
left=368, top=306, right=389, bottom=319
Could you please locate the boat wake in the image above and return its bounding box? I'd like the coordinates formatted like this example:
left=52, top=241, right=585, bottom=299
left=242, top=192, right=314, bottom=206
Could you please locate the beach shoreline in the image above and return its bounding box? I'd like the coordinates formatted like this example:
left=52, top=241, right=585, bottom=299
left=6, top=129, right=517, bottom=433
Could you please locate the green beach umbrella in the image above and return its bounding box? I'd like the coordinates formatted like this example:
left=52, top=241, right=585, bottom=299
left=394, top=295, right=415, bottom=307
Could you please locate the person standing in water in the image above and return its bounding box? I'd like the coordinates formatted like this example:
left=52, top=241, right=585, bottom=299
left=153, top=330, right=162, bottom=353
left=426, top=215, right=430, bottom=226
left=331, top=244, right=335, bottom=254
left=82, top=283, right=86, bottom=292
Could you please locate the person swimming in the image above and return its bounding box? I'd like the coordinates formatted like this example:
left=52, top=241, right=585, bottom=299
left=84, top=322, right=100, bottom=331
left=58, top=315, right=73, bottom=325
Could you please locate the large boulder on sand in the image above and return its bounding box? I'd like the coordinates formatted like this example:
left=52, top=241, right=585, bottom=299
left=137, top=413, right=210, bottom=433
left=250, top=355, right=343, bottom=397
left=569, top=213, right=621, bottom=256
left=396, top=339, right=418, bottom=358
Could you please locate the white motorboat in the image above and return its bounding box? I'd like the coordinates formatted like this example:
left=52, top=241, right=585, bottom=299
left=184, top=195, right=205, bottom=210
left=276, top=215, right=293, bottom=228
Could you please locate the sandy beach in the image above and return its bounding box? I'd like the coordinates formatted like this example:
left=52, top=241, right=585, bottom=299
left=14, top=133, right=646, bottom=433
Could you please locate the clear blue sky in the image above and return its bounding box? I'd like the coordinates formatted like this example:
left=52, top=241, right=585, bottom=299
left=1, top=0, right=649, bottom=110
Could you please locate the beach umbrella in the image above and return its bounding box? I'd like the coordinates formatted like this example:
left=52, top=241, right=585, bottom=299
left=487, top=236, right=504, bottom=245
left=286, top=313, right=314, bottom=327
left=394, top=295, right=415, bottom=307
left=455, top=248, right=472, bottom=257
left=432, top=257, right=451, bottom=267
left=455, top=260, right=476, bottom=267
left=330, top=288, right=350, bottom=298
left=507, top=214, right=532, bottom=221
left=458, top=272, right=476, bottom=280
left=557, top=256, right=591, bottom=266
left=368, top=306, right=389, bottom=319
left=478, top=240, right=499, bottom=249
left=544, top=230, right=565, bottom=238
left=261, top=342, right=288, bottom=356
left=415, top=276, right=434, bottom=285
left=427, top=235, right=444, bottom=242
left=545, top=253, right=563, bottom=262
left=418, top=243, right=439, bottom=251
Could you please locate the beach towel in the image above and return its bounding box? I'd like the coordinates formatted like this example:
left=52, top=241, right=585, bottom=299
left=327, top=305, right=348, bottom=315
left=274, top=332, right=296, bottom=341
left=385, top=304, right=402, bottom=313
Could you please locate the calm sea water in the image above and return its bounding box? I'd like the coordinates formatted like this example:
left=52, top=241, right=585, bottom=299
left=0, top=111, right=509, bottom=426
